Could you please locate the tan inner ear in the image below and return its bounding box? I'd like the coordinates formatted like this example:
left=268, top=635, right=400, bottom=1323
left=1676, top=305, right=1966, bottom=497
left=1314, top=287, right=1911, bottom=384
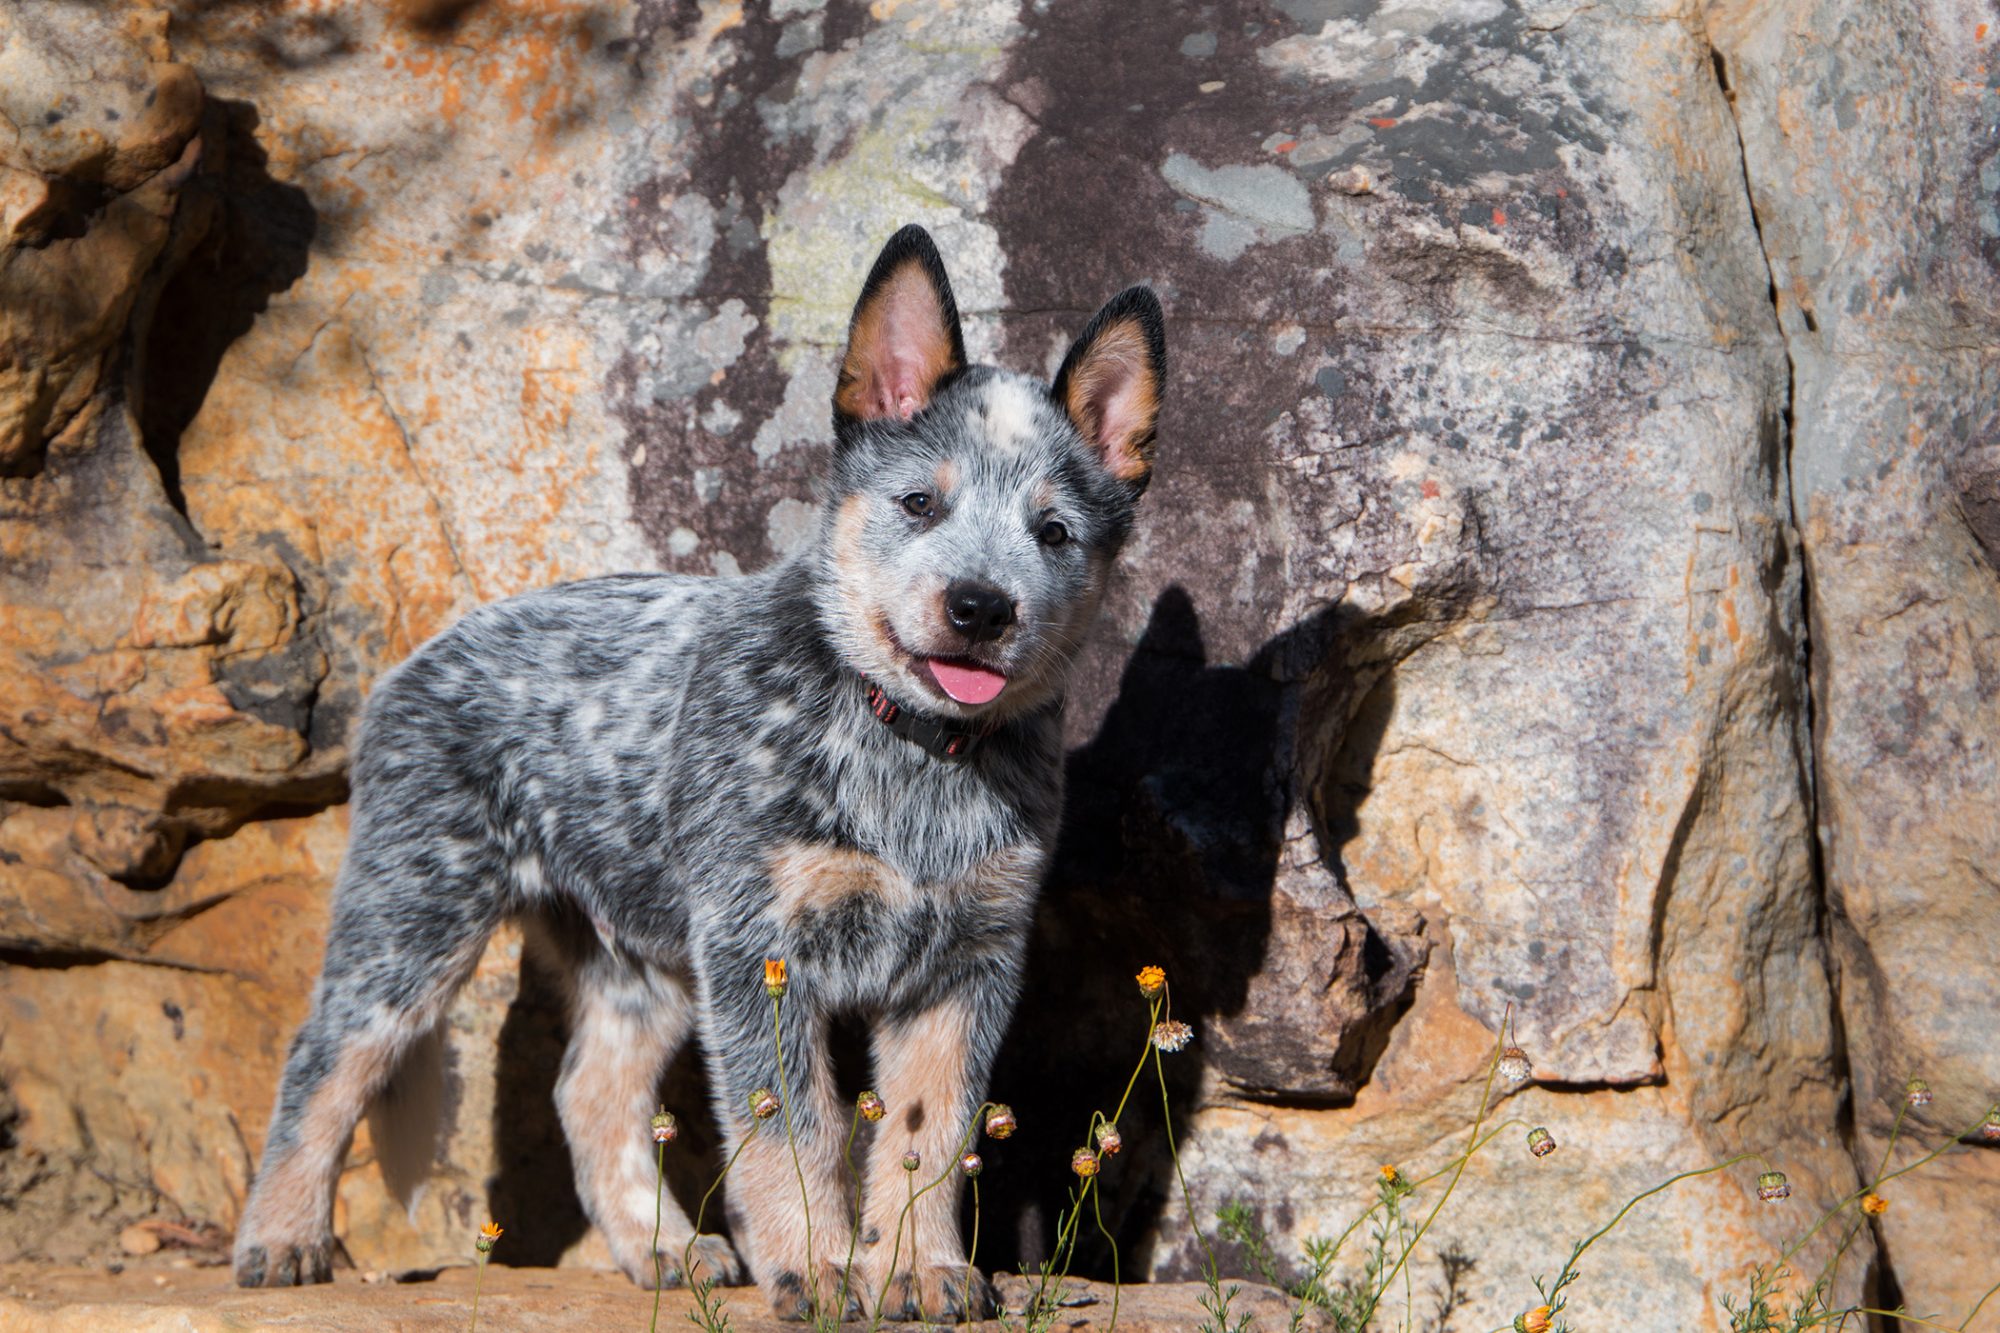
left=1064, top=320, right=1158, bottom=482
left=836, top=262, right=960, bottom=421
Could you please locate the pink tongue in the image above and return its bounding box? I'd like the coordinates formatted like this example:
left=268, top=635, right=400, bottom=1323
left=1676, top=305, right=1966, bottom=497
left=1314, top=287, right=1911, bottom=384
left=928, top=658, right=1008, bottom=705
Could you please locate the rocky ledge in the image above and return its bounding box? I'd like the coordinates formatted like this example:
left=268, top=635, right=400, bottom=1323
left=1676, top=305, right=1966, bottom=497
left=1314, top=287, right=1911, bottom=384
left=0, top=1264, right=1300, bottom=1333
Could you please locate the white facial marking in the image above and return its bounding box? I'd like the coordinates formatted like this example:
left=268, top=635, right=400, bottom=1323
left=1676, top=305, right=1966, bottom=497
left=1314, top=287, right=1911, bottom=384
left=984, top=380, right=1040, bottom=454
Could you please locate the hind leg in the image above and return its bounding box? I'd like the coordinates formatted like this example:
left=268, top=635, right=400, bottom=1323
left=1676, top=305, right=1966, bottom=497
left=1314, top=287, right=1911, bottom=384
left=556, top=949, right=745, bottom=1290
left=234, top=856, right=497, bottom=1287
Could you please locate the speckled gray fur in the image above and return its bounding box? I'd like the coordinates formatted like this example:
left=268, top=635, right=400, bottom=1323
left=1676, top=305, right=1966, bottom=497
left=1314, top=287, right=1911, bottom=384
left=232, top=227, right=1165, bottom=1323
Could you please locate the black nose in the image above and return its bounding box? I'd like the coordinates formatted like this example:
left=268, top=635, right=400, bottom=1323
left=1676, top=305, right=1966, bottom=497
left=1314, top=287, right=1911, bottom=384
left=944, top=580, right=1015, bottom=643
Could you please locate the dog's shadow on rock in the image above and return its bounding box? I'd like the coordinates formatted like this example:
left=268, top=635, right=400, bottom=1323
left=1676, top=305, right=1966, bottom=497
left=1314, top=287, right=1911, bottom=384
left=982, top=586, right=1413, bottom=1283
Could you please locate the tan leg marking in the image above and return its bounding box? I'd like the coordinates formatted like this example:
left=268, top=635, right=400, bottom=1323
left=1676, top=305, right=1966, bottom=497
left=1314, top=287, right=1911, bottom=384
left=861, top=993, right=984, bottom=1316
left=239, top=1014, right=415, bottom=1253
left=730, top=1011, right=856, bottom=1316
left=556, top=977, right=713, bottom=1285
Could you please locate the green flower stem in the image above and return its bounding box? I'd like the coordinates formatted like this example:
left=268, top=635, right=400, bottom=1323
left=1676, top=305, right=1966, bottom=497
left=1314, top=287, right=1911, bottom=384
left=1394, top=1195, right=1415, bottom=1331
left=1545, top=1151, right=1769, bottom=1313
left=650, top=1136, right=668, bottom=1333
left=769, top=995, right=818, bottom=1323
left=1852, top=1310, right=1993, bottom=1332
left=1103, top=996, right=1163, bottom=1128
left=868, top=1105, right=994, bottom=1333
left=1153, top=1041, right=1222, bottom=1291
left=1802, top=1214, right=1868, bottom=1321
left=1958, top=1276, right=2000, bottom=1331
left=1356, top=1018, right=1513, bottom=1326
left=963, top=1176, right=983, bottom=1325
left=1783, top=1102, right=2000, bottom=1264
left=1300, top=1116, right=1525, bottom=1297
left=683, top=1123, right=758, bottom=1333
left=1027, top=994, right=1166, bottom=1325
left=1871, top=1101, right=1911, bottom=1185
left=1091, top=1171, right=1121, bottom=1331
left=469, top=1253, right=488, bottom=1333
left=832, top=1104, right=865, bottom=1330
left=1042, top=1178, right=1095, bottom=1316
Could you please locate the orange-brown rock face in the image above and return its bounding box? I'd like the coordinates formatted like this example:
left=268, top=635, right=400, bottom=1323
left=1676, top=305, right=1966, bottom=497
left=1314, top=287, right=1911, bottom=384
left=0, top=0, right=1994, bottom=1328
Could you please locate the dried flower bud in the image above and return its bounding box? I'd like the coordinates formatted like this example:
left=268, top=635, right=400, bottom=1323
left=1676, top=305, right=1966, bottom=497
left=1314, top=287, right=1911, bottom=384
left=1513, top=1306, right=1552, bottom=1333
left=902, top=1150, right=922, bottom=1172
left=1136, top=965, right=1166, bottom=998
left=764, top=958, right=788, bottom=999
left=1071, top=1148, right=1100, bottom=1178
left=1861, top=1192, right=1888, bottom=1216
left=1980, top=1110, right=2000, bottom=1143
left=959, top=1152, right=983, bottom=1178
left=1904, top=1077, right=1932, bottom=1107
left=1527, top=1126, right=1556, bottom=1158
left=1498, top=1046, right=1533, bottom=1084
left=475, top=1220, right=503, bottom=1255
left=855, top=1089, right=886, bottom=1122
left=1094, top=1122, right=1123, bottom=1156
left=650, top=1109, right=679, bottom=1144
left=750, top=1088, right=781, bottom=1120
left=985, top=1104, right=1017, bottom=1140
left=1756, top=1171, right=1792, bottom=1202
left=1152, top=1020, right=1194, bottom=1053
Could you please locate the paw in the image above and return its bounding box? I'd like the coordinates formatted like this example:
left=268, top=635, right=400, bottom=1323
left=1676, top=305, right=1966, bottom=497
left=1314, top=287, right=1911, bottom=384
left=874, top=1262, right=994, bottom=1323
left=233, top=1236, right=334, bottom=1287
left=766, top=1259, right=866, bottom=1323
left=635, top=1233, right=746, bottom=1290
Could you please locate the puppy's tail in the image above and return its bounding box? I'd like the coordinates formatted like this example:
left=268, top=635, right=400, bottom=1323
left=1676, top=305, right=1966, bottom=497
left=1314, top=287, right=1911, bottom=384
left=364, top=1022, right=448, bottom=1217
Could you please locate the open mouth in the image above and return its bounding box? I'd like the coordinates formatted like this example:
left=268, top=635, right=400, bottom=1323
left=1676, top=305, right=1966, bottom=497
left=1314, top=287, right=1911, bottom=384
left=875, top=615, right=1012, bottom=706
left=924, top=655, right=1010, bottom=706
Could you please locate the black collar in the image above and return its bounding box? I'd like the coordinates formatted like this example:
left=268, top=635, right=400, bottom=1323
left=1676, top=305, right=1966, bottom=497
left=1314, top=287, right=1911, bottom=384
left=863, top=678, right=994, bottom=762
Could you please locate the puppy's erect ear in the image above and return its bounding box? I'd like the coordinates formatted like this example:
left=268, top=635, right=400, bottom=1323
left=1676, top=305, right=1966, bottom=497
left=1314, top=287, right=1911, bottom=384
left=834, top=224, right=967, bottom=424
left=1052, top=287, right=1167, bottom=488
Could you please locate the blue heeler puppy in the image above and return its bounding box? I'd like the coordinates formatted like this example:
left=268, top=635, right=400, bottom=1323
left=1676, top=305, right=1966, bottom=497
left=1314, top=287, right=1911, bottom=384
left=231, top=225, right=1166, bottom=1323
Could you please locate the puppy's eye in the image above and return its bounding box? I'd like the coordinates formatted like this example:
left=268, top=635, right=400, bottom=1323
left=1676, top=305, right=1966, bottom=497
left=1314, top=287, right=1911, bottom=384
left=901, top=492, right=934, bottom=519
left=1039, top=519, right=1069, bottom=547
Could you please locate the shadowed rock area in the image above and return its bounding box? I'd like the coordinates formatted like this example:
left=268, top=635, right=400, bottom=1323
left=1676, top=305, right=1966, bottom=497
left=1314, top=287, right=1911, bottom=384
left=2, top=1, right=1995, bottom=1328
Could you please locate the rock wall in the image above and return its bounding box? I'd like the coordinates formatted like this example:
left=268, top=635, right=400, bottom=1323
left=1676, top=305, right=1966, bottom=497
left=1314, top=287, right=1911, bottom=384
left=1, top=1, right=1993, bottom=1328
left=1708, top=0, right=2000, bottom=1316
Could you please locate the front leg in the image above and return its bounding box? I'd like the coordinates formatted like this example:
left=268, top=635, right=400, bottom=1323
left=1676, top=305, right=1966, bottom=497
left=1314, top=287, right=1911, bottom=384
left=694, top=947, right=859, bottom=1323
left=862, top=973, right=1013, bottom=1324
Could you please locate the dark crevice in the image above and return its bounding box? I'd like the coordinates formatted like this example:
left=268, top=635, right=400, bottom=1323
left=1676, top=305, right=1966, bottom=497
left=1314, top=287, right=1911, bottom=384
left=0, top=946, right=228, bottom=975
left=1709, top=35, right=1875, bottom=1321
left=136, top=96, right=316, bottom=533
left=0, top=783, right=70, bottom=809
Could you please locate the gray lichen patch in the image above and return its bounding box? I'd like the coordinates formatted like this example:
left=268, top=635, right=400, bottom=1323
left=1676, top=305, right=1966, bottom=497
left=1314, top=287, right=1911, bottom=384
left=1161, top=153, right=1316, bottom=259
